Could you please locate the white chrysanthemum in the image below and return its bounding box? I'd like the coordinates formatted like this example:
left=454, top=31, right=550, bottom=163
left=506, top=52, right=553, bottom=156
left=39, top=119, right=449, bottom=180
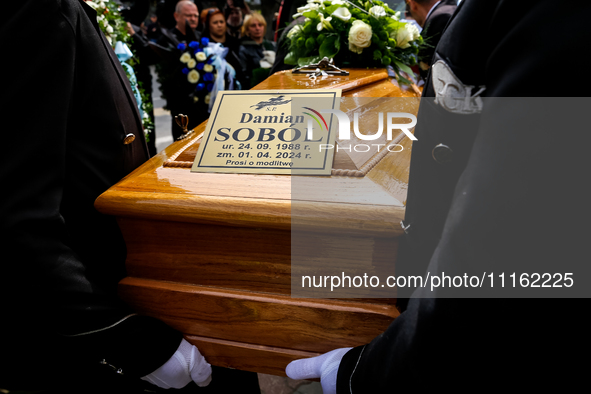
left=180, top=52, right=192, bottom=63
left=205, top=94, right=211, bottom=104
left=287, top=24, right=302, bottom=39
left=395, top=23, right=420, bottom=48
left=348, top=20, right=372, bottom=51
left=106, top=25, right=113, bottom=34
left=330, top=0, right=347, bottom=5
left=196, top=52, right=207, bottom=62
left=187, top=70, right=200, bottom=83
left=369, top=6, right=386, bottom=18
left=332, top=7, right=351, bottom=22
left=204, top=64, right=214, bottom=72
left=187, top=59, right=197, bottom=68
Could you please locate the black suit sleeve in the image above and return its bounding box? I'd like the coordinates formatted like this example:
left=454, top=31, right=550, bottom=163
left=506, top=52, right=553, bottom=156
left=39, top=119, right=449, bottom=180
left=0, top=0, right=180, bottom=384
left=336, top=0, right=590, bottom=391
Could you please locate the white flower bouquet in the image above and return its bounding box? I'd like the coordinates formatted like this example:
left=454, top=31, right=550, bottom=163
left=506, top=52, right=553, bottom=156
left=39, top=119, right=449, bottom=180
left=285, top=0, right=422, bottom=82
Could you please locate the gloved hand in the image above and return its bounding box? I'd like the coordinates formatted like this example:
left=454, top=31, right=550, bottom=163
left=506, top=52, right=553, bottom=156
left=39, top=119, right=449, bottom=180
left=141, top=338, right=212, bottom=389
left=286, top=347, right=352, bottom=394
left=259, top=50, right=276, bottom=68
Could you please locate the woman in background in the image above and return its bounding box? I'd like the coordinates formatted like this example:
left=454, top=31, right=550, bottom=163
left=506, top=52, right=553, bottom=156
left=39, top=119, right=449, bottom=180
left=201, top=7, right=244, bottom=87
left=238, top=12, right=276, bottom=89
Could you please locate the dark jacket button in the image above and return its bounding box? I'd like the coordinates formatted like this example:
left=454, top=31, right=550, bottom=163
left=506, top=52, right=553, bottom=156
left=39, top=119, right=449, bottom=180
left=123, top=133, right=136, bottom=145
left=432, top=143, right=453, bottom=164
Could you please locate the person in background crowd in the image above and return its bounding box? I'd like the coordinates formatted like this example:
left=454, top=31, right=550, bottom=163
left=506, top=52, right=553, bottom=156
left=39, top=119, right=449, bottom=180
left=171, top=0, right=201, bottom=43
left=225, top=3, right=245, bottom=38
left=407, top=0, right=457, bottom=78
left=146, top=13, right=162, bottom=42
left=154, top=0, right=205, bottom=140
left=201, top=7, right=245, bottom=86
left=238, top=12, right=276, bottom=89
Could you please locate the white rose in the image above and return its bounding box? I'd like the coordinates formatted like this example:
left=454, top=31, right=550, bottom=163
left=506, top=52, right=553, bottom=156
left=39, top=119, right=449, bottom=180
left=369, top=6, right=386, bottom=18
left=187, top=59, right=197, bottom=68
left=348, top=41, right=362, bottom=54
left=106, top=25, right=113, bottom=34
left=395, top=23, right=420, bottom=49
left=287, top=24, right=302, bottom=39
left=348, top=20, right=372, bottom=50
left=187, top=70, right=200, bottom=83
left=180, top=52, right=191, bottom=63
left=332, top=7, right=351, bottom=22
left=98, top=1, right=106, bottom=8
left=204, top=64, right=214, bottom=72
left=196, top=52, right=207, bottom=62
left=393, top=11, right=401, bottom=20
left=86, top=1, right=99, bottom=9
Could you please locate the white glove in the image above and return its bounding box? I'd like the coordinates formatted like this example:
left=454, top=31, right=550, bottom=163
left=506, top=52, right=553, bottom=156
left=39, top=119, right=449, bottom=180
left=286, top=347, right=352, bottom=394
left=259, top=50, right=276, bottom=69
left=141, top=338, right=212, bottom=389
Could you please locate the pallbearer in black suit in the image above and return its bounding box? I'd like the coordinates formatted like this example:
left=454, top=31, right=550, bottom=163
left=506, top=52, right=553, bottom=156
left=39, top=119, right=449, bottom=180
left=286, top=0, right=590, bottom=391
left=0, top=1, right=215, bottom=392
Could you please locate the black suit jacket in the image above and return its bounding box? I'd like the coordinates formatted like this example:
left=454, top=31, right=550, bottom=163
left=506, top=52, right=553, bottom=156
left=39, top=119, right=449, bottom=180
left=418, top=0, right=457, bottom=79
left=336, top=0, right=590, bottom=391
left=0, top=0, right=180, bottom=389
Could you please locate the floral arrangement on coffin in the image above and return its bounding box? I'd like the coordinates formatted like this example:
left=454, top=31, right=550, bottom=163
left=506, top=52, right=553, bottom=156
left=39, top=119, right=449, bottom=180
left=285, top=0, right=422, bottom=83
left=177, top=38, right=217, bottom=107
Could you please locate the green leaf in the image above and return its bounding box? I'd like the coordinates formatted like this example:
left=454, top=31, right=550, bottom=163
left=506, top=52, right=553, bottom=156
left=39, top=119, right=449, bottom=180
left=397, top=75, right=411, bottom=85
left=325, top=4, right=340, bottom=14
left=393, top=60, right=415, bottom=77
left=284, top=52, right=298, bottom=65
left=298, top=56, right=322, bottom=67
left=319, top=34, right=340, bottom=58
left=303, top=10, right=319, bottom=19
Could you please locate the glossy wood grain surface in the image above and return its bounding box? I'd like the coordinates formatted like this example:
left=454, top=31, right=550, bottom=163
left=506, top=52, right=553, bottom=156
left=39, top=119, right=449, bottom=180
left=185, top=335, right=321, bottom=376
left=119, top=278, right=399, bottom=354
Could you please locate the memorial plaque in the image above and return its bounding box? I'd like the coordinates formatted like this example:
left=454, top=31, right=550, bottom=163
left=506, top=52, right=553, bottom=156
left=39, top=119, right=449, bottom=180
left=192, top=90, right=341, bottom=175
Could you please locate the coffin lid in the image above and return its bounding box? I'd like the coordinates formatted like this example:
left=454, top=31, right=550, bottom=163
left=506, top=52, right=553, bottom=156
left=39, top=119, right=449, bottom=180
left=95, top=69, right=420, bottom=236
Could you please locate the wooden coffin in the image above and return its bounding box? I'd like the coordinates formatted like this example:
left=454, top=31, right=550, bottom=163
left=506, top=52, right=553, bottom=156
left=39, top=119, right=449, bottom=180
left=95, top=68, right=420, bottom=376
